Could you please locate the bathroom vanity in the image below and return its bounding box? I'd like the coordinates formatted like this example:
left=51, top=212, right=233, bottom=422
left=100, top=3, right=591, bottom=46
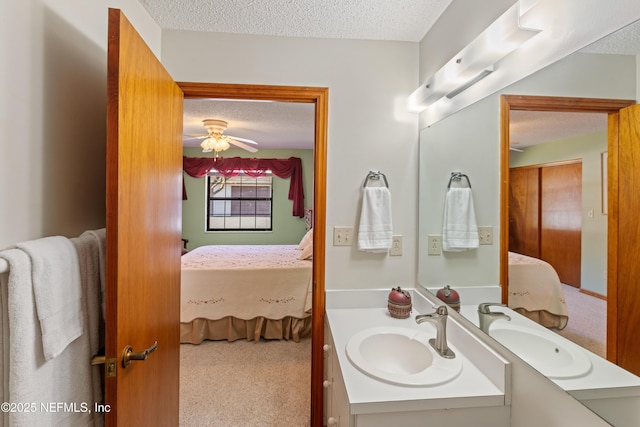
left=324, top=289, right=511, bottom=426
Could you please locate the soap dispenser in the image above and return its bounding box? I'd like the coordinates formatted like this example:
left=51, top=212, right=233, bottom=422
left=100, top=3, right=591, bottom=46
left=388, top=286, right=412, bottom=318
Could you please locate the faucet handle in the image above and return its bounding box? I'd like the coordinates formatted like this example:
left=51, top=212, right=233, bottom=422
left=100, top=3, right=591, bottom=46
left=478, top=302, right=506, bottom=314
left=434, top=305, right=448, bottom=315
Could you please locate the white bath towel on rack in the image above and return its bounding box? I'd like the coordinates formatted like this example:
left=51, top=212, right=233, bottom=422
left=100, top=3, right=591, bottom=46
left=442, top=187, right=479, bottom=251
left=0, top=248, right=96, bottom=426
left=358, top=186, right=393, bottom=252
left=16, top=236, right=84, bottom=361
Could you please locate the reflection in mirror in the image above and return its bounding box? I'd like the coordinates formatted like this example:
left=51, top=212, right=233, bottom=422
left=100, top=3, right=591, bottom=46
left=417, top=19, right=640, bottom=427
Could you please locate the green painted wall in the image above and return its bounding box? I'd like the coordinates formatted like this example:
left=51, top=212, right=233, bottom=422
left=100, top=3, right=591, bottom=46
left=509, top=131, right=608, bottom=296
left=182, top=146, right=314, bottom=249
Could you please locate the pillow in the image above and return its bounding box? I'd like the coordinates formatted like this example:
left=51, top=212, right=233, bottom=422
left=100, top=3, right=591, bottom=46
left=297, top=228, right=313, bottom=250
left=298, top=242, right=313, bottom=260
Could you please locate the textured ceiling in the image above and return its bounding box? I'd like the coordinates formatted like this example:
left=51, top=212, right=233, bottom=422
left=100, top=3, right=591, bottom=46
left=162, top=0, right=454, bottom=152
left=183, top=99, right=315, bottom=150
left=139, top=0, right=453, bottom=42
left=510, top=111, right=608, bottom=148
left=155, top=1, right=638, bottom=152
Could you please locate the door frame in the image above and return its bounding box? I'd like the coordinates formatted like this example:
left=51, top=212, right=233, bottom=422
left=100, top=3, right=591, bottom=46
left=500, top=94, right=635, bottom=362
left=178, top=82, right=328, bottom=426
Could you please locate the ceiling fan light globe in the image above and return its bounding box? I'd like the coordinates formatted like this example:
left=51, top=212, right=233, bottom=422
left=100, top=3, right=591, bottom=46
left=216, top=140, right=231, bottom=152
left=200, top=138, right=214, bottom=151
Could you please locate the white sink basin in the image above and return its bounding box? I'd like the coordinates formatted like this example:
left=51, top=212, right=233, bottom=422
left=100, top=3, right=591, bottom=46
left=345, top=326, right=462, bottom=386
left=489, top=324, right=592, bottom=379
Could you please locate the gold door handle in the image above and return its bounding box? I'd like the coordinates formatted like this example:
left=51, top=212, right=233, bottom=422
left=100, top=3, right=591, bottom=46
left=122, top=341, right=158, bottom=368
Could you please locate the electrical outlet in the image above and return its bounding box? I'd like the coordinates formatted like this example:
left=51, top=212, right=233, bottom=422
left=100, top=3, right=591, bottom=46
left=478, top=226, right=493, bottom=245
left=390, top=235, right=403, bottom=256
left=333, top=226, right=353, bottom=246
left=427, top=234, right=441, bottom=255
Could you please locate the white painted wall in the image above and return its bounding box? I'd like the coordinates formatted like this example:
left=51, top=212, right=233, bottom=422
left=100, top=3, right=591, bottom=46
left=0, top=0, right=160, bottom=250
left=161, top=31, right=420, bottom=290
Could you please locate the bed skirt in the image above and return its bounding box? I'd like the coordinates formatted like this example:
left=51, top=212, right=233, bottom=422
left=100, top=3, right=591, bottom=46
left=512, top=307, right=568, bottom=330
left=180, top=316, right=312, bottom=344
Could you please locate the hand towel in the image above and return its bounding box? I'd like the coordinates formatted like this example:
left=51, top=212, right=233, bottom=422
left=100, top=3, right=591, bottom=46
left=72, top=231, right=106, bottom=426
left=1, top=248, right=96, bottom=426
left=358, top=186, right=393, bottom=252
left=442, top=187, right=479, bottom=252
left=86, top=228, right=107, bottom=322
left=16, top=236, right=84, bottom=361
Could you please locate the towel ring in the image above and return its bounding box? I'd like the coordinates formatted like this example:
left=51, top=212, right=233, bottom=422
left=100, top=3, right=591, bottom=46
left=363, top=171, right=389, bottom=188
left=447, top=172, right=471, bottom=189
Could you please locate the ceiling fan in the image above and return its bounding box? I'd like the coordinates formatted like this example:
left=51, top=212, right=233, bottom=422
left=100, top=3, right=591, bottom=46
left=184, top=119, right=258, bottom=156
left=509, top=141, right=524, bottom=152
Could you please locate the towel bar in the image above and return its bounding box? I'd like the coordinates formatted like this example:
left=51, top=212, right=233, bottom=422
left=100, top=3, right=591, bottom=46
left=447, top=172, right=472, bottom=189
left=0, top=258, right=8, bottom=274
left=363, top=171, right=389, bottom=188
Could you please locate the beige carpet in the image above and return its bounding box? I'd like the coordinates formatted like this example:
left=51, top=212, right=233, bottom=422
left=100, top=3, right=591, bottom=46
left=555, top=284, right=606, bottom=358
left=180, top=338, right=311, bottom=426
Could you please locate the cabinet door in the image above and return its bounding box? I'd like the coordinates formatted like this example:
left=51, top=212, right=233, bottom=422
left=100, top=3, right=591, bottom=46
left=324, top=321, right=333, bottom=426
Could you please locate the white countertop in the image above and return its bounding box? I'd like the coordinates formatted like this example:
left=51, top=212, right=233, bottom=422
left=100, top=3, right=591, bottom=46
left=326, top=289, right=510, bottom=415
left=458, top=304, right=640, bottom=400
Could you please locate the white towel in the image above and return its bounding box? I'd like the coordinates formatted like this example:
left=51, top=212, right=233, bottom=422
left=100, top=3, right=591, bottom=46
left=0, top=248, right=95, bottom=426
left=16, top=236, right=84, bottom=361
left=358, top=187, right=393, bottom=252
left=86, top=228, right=107, bottom=322
left=71, top=231, right=106, bottom=427
left=442, top=187, right=479, bottom=252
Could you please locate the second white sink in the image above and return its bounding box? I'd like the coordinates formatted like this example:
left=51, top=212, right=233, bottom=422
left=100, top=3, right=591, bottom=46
left=345, top=326, right=462, bottom=386
left=489, top=324, right=592, bottom=379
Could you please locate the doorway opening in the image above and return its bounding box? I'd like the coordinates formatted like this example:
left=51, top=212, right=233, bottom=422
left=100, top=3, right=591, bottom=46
left=178, top=82, right=328, bottom=426
left=499, top=94, right=635, bottom=364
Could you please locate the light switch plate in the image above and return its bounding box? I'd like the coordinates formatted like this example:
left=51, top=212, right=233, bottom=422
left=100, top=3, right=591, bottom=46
left=333, top=226, right=353, bottom=246
left=478, top=226, right=493, bottom=245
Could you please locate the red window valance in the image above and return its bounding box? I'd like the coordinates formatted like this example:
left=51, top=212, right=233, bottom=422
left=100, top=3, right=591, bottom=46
left=183, top=156, right=305, bottom=218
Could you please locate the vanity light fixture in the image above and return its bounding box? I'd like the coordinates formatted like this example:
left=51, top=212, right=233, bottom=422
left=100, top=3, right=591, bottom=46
left=408, top=0, right=541, bottom=112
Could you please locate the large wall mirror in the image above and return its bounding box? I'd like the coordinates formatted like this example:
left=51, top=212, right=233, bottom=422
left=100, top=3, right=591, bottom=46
left=417, top=19, right=640, bottom=426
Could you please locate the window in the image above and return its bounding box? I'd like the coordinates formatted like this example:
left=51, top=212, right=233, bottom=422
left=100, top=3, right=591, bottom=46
left=206, top=172, right=273, bottom=231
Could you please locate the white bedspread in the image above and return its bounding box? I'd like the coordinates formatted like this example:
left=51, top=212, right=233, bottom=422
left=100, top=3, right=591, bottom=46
left=181, top=245, right=312, bottom=322
left=508, top=251, right=568, bottom=329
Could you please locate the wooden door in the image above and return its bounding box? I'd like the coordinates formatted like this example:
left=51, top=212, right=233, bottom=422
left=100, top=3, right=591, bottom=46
left=105, top=9, right=183, bottom=425
left=615, top=103, right=640, bottom=375
left=509, top=167, right=540, bottom=257
left=539, top=162, right=582, bottom=287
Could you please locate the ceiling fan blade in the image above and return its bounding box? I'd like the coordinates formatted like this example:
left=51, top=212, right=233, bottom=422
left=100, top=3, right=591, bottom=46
left=226, top=134, right=258, bottom=145
left=228, top=138, right=258, bottom=153
left=183, top=133, right=208, bottom=140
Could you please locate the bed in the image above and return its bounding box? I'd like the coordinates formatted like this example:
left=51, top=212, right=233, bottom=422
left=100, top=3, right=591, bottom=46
left=507, top=251, right=568, bottom=329
left=180, top=244, right=313, bottom=343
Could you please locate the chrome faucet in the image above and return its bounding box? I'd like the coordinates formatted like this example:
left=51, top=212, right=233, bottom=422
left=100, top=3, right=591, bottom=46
left=415, top=305, right=456, bottom=359
left=478, top=303, right=511, bottom=333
